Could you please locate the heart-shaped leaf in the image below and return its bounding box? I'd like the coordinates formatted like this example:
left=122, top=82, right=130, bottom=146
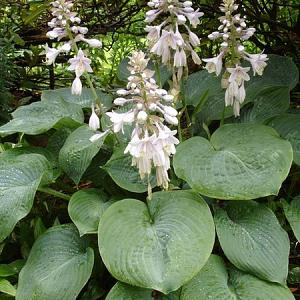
left=268, top=114, right=300, bottom=166
left=98, top=190, right=215, bottom=294
left=0, top=154, right=50, bottom=242
left=214, top=201, right=290, bottom=284
left=174, top=124, right=293, bottom=200
left=68, top=189, right=113, bottom=236
left=59, top=125, right=108, bottom=184
left=104, top=148, right=156, bottom=193
left=283, top=196, right=300, bottom=242
left=180, top=255, right=295, bottom=300
left=42, top=88, right=113, bottom=110
left=0, top=97, right=83, bottom=136
left=16, top=224, right=94, bottom=300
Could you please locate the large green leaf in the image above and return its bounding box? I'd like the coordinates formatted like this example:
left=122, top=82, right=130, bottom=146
left=0, top=97, right=83, bottom=136
left=0, top=154, right=50, bottom=242
left=180, top=255, right=295, bottom=300
left=98, top=190, right=215, bottom=294
left=59, top=125, right=108, bottom=184
left=174, top=124, right=293, bottom=200
left=42, top=88, right=113, bottom=110
left=268, top=114, right=300, bottom=166
left=214, top=201, right=290, bottom=284
left=68, top=189, right=113, bottom=236
left=103, top=148, right=156, bottom=193
left=283, top=196, right=300, bottom=242
left=16, top=224, right=94, bottom=300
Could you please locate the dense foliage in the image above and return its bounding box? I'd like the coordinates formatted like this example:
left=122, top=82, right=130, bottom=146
left=0, top=0, right=299, bottom=299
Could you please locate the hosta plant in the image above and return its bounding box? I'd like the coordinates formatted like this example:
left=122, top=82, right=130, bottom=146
left=0, top=0, right=299, bottom=299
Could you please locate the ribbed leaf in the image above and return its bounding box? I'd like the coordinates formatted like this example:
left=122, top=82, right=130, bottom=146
left=180, top=255, right=295, bottom=300
left=0, top=147, right=59, bottom=184
left=214, top=201, right=290, bottom=284
left=106, top=282, right=153, bottom=300
left=0, top=279, right=16, bottom=296
left=240, top=86, right=290, bottom=123
left=59, top=125, right=107, bottom=184
left=68, top=189, right=113, bottom=236
left=0, top=97, right=83, bottom=136
left=174, top=124, right=293, bottom=200
left=104, top=149, right=156, bottom=193
left=98, top=190, right=215, bottom=294
left=268, top=114, right=300, bottom=165
left=42, top=88, right=113, bottom=110
left=283, top=196, right=300, bottom=242
left=0, top=154, right=50, bottom=242
left=16, top=224, right=94, bottom=300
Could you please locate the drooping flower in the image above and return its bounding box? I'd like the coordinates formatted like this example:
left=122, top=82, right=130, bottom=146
left=45, top=0, right=102, bottom=97
left=43, top=44, right=61, bottom=65
left=224, top=65, right=250, bottom=116
left=202, top=52, right=224, bottom=76
left=101, top=51, right=179, bottom=190
left=203, top=0, right=268, bottom=116
left=106, top=110, right=135, bottom=133
left=145, top=0, right=203, bottom=92
left=68, top=50, right=93, bottom=77
left=244, top=52, right=269, bottom=76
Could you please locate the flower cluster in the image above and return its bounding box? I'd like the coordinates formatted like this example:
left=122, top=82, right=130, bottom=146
left=203, top=0, right=268, bottom=116
left=145, top=0, right=203, bottom=89
left=104, top=51, right=179, bottom=190
left=45, top=0, right=102, bottom=96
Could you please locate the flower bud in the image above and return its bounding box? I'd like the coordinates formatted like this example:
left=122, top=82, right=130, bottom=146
left=114, top=97, right=128, bottom=106
left=89, top=107, right=100, bottom=130
left=71, top=77, right=82, bottom=95
left=164, top=114, right=178, bottom=126
left=84, top=38, right=102, bottom=48
left=183, top=1, right=192, bottom=7
left=163, top=94, right=174, bottom=102
left=137, top=111, right=148, bottom=123
left=117, top=89, right=129, bottom=96
left=164, top=106, right=178, bottom=117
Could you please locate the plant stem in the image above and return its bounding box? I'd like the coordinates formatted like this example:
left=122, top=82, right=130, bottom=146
left=154, top=61, right=162, bottom=88
left=38, top=187, right=71, bottom=201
